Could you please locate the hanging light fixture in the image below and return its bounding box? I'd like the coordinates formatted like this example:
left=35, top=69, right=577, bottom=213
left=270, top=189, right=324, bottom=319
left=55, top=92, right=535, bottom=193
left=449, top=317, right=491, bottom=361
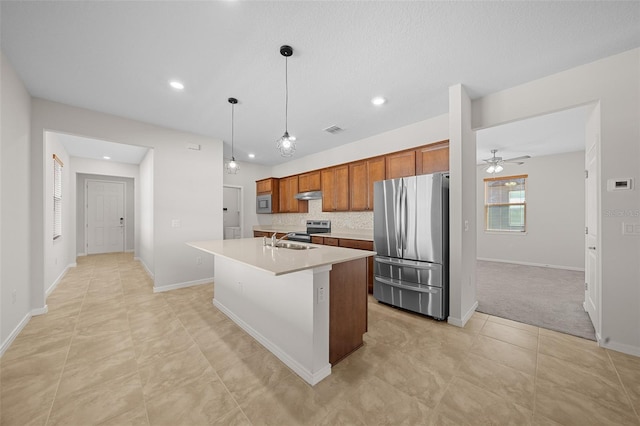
left=276, top=45, right=296, bottom=157
left=225, top=97, right=240, bottom=174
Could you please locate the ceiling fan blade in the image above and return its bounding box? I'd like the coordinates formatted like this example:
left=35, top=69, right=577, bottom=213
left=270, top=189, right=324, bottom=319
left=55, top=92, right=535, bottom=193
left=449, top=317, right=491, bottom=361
left=503, top=155, right=531, bottom=162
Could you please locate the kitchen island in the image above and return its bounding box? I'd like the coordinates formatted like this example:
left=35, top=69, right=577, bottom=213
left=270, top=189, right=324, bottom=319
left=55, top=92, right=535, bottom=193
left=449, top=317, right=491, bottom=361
left=187, top=237, right=374, bottom=385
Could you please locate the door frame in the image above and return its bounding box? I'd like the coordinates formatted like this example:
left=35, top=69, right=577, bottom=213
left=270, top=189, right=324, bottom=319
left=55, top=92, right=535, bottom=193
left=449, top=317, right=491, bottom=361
left=223, top=184, right=244, bottom=238
left=85, top=179, right=126, bottom=254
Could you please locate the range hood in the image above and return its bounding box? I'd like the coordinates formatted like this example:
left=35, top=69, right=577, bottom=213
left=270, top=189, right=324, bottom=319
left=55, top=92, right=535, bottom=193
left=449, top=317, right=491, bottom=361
left=295, top=191, right=322, bottom=200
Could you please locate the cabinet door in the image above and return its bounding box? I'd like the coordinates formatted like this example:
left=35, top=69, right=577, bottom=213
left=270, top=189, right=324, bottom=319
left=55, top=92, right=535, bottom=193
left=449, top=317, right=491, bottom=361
left=256, top=178, right=273, bottom=194
left=416, top=140, right=449, bottom=175
left=334, top=165, right=350, bottom=211
left=279, top=179, right=289, bottom=212
left=349, top=161, right=368, bottom=211
left=298, top=171, right=321, bottom=192
left=321, top=169, right=335, bottom=212
left=367, top=157, right=386, bottom=210
left=338, top=239, right=374, bottom=294
left=386, top=150, right=416, bottom=179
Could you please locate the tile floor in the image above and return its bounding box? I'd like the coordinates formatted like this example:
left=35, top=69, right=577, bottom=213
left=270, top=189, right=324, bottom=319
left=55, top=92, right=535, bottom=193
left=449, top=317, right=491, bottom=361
left=1, top=253, right=639, bottom=425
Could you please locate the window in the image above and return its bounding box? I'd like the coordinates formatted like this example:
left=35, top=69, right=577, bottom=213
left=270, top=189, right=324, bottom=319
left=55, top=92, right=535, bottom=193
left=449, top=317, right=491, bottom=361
left=484, top=174, right=527, bottom=232
left=53, top=154, right=63, bottom=240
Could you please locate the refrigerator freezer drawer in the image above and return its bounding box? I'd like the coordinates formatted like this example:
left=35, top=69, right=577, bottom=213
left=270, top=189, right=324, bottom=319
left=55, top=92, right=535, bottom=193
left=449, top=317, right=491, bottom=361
left=374, top=256, right=443, bottom=288
left=373, top=276, right=445, bottom=320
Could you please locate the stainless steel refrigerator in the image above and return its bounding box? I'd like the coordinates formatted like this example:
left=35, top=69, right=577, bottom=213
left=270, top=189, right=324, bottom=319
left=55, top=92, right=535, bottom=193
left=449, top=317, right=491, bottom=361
left=373, top=173, right=449, bottom=320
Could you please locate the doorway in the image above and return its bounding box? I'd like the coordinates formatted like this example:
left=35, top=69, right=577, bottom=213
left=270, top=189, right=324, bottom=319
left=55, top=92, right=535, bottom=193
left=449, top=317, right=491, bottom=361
left=86, top=180, right=125, bottom=254
left=223, top=185, right=243, bottom=239
left=474, top=105, right=598, bottom=340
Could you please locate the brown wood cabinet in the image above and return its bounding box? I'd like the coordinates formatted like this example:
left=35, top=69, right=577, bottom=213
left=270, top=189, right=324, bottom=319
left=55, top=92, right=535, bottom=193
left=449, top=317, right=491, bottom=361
left=279, top=176, right=308, bottom=213
left=349, top=156, right=385, bottom=211
left=338, top=238, right=375, bottom=294
left=253, top=231, right=286, bottom=239
left=321, top=165, right=349, bottom=212
left=311, top=236, right=324, bottom=245
left=256, top=178, right=277, bottom=194
left=416, top=140, right=449, bottom=175
left=298, top=171, right=321, bottom=192
left=323, top=237, right=339, bottom=246
left=385, top=150, right=416, bottom=179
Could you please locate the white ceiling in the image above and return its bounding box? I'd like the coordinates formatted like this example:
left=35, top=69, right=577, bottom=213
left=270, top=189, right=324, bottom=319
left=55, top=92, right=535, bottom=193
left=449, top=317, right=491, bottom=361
left=2, top=1, right=639, bottom=166
left=53, top=132, right=150, bottom=165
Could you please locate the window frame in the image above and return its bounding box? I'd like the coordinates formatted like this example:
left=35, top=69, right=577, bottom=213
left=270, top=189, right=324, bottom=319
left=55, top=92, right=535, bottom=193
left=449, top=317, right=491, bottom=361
left=53, top=154, right=63, bottom=240
left=484, top=174, right=528, bottom=233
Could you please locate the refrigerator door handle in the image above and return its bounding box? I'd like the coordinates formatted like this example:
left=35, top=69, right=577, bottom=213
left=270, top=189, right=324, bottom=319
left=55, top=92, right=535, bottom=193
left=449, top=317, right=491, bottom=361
left=374, top=276, right=439, bottom=294
left=394, top=181, right=402, bottom=254
left=375, top=257, right=440, bottom=270
left=401, top=181, right=408, bottom=251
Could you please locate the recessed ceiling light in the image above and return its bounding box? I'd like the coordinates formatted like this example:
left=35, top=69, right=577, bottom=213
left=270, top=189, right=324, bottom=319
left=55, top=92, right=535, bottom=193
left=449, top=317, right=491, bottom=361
left=169, top=80, right=184, bottom=90
left=371, top=96, right=386, bottom=106
left=103, top=156, right=111, bottom=160
left=248, top=153, right=255, bottom=159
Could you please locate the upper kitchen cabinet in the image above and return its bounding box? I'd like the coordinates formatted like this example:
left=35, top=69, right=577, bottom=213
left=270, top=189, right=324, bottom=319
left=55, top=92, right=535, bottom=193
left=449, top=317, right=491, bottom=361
left=416, top=140, right=449, bottom=175
left=321, top=165, right=349, bottom=212
left=349, top=156, right=385, bottom=211
left=385, top=150, right=416, bottom=179
left=256, top=178, right=278, bottom=194
left=279, top=176, right=308, bottom=213
left=298, top=170, right=321, bottom=192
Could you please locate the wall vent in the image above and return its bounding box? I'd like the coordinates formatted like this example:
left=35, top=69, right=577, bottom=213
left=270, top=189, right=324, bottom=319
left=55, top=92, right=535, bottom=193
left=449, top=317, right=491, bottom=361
left=323, top=125, right=344, bottom=135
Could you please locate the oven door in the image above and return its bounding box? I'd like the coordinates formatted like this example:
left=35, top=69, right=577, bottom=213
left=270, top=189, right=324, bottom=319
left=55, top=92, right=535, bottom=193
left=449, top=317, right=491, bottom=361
left=256, top=194, right=272, bottom=214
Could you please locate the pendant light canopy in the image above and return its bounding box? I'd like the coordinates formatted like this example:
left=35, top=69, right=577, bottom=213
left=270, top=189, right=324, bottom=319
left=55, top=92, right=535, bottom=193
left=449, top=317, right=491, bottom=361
left=276, top=45, right=296, bottom=157
left=225, top=97, right=239, bottom=174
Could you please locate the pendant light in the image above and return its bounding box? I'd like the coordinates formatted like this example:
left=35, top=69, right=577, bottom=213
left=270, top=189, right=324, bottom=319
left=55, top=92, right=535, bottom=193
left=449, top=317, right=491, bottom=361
left=225, top=97, right=239, bottom=174
left=276, top=45, right=296, bottom=157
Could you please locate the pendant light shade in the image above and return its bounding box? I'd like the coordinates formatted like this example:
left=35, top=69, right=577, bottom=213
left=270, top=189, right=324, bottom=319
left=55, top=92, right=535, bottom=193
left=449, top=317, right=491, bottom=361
left=276, top=45, right=296, bottom=157
left=225, top=97, right=240, bottom=174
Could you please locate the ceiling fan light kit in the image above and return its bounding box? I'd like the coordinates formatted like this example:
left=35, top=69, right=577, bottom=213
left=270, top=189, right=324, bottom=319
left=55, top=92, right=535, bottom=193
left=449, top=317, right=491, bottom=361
left=276, top=45, right=297, bottom=157
left=483, top=149, right=530, bottom=174
left=225, top=97, right=240, bottom=174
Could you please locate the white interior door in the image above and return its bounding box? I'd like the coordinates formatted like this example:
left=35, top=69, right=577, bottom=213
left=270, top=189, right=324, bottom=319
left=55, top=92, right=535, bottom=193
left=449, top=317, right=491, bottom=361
left=584, top=119, right=600, bottom=337
left=87, top=180, right=125, bottom=254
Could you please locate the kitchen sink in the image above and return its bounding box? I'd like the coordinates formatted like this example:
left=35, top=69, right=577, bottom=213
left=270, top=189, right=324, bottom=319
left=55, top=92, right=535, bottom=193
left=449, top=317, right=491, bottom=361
left=275, top=242, right=317, bottom=250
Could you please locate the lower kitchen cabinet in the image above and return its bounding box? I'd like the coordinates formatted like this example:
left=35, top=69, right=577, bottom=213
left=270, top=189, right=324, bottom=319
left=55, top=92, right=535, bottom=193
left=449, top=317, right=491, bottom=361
left=338, top=238, right=374, bottom=295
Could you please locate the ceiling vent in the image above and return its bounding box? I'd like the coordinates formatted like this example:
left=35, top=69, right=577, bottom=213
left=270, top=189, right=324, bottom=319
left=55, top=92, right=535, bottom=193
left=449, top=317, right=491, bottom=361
left=323, top=125, right=344, bottom=135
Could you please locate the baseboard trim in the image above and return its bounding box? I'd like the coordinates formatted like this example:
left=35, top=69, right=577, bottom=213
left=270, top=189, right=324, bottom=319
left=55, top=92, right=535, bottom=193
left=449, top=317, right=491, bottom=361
left=32, top=305, right=49, bottom=316
left=213, top=298, right=332, bottom=386
left=77, top=252, right=86, bottom=257
left=134, top=257, right=155, bottom=280
left=600, top=339, right=640, bottom=357
left=46, top=263, right=77, bottom=298
left=153, top=277, right=213, bottom=293
left=0, top=311, right=32, bottom=357
left=448, top=300, right=479, bottom=327
left=477, top=257, right=584, bottom=272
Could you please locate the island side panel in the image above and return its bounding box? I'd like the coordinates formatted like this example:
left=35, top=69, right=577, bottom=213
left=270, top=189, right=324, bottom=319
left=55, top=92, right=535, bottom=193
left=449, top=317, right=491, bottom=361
left=329, top=257, right=368, bottom=365
left=213, top=255, right=331, bottom=385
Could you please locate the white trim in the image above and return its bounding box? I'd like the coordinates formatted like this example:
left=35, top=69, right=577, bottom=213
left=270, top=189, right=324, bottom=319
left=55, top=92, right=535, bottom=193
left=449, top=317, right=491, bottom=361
left=77, top=252, right=86, bottom=257
left=0, top=312, right=31, bottom=357
left=223, top=184, right=244, bottom=238
left=477, top=257, right=585, bottom=272
left=125, top=249, right=134, bottom=253
left=152, top=277, right=213, bottom=293
left=214, top=298, right=332, bottom=386
left=135, top=256, right=154, bottom=280
left=32, top=305, right=49, bottom=316
left=600, top=338, right=640, bottom=358
left=46, top=262, right=77, bottom=297
left=448, top=300, right=479, bottom=327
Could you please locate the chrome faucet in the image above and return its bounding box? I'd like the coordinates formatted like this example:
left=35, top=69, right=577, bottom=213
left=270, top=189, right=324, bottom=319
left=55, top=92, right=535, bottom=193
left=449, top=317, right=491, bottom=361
left=272, top=232, right=295, bottom=246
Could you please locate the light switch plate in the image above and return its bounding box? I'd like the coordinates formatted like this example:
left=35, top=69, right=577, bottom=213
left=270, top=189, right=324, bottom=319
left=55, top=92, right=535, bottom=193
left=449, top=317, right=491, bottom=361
left=622, top=223, right=640, bottom=235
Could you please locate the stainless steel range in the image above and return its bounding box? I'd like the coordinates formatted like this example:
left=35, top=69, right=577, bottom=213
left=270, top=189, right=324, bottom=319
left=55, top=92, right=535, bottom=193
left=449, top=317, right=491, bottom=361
left=287, top=220, right=331, bottom=242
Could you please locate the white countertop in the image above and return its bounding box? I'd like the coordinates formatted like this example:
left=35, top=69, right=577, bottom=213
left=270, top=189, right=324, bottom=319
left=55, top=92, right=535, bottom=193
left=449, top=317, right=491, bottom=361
left=188, top=237, right=375, bottom=276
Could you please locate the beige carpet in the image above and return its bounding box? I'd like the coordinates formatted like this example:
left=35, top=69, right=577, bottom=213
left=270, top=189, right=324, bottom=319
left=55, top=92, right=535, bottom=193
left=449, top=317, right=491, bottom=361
left=476, top=260, right=596, bottom=341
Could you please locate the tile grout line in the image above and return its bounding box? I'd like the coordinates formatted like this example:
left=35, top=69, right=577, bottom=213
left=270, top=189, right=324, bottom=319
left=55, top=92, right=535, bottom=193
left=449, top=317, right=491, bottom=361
left=43, top=258, right=95, bottom=426
left=164, top=291, right=254, bottom=425
left=605, top=349, right=640, bottom=422
left=531, top=325, right=541, bottom=423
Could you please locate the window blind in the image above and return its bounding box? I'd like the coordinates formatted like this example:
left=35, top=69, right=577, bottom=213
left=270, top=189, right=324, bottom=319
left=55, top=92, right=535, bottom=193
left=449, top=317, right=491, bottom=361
left=484, top=174, right=527, bottom=232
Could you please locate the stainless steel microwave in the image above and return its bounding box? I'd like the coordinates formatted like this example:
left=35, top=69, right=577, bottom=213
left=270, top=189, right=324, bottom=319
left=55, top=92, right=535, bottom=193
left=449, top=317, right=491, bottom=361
left=256, top=194, right=273, bottom=214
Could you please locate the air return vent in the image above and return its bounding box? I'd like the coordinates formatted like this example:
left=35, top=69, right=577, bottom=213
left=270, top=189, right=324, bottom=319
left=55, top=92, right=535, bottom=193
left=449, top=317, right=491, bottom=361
left=323, top=125, right=344, bottom=134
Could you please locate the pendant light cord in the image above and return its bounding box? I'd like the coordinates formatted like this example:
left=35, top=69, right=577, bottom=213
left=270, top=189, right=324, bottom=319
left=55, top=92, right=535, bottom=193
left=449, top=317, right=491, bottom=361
left=231, top=102, right=235, bottom=158
left=285, top=55, right=288, bottom=133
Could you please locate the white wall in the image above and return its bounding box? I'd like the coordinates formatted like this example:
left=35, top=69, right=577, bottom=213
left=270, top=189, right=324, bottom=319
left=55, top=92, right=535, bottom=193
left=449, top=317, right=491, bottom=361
left=223, top=160, right=273, bottom=236
left=472, top=48, right=640, bottom=355
left=138, top=149, right=154, bottom=276
left=31, top=99, right=222, bottom=296
left=448, top=84, right=477, bottom=327
left=1, top=52, right=32, bottom=351
left=477, top=151, right=585, bottom=270
left=76, top=173, right=136, bottom=254
left=44, top=132, right=72, bottom=295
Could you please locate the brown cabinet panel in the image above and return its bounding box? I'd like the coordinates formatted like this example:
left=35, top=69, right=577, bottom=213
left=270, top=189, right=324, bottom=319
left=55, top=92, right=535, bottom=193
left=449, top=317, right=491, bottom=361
left=339, top=239, right=375, bottom=294
left=321, top=166, right=349, bottom=212
left=311, top=236, right=324, bottom=245
left=348, top=162, right=368, bottom=211
left=385, top=150, right=416, bottom=179
left=256, top=178, right=276, bottom=194
left=323, top=237, right=339, bottom=246
left=253, top=231, right=270, bottom=238
left=298, top=171, right=321, bottom=192
left=278, top=176, right=308, bottom=213
left=416, top=140, right=449, bottom=175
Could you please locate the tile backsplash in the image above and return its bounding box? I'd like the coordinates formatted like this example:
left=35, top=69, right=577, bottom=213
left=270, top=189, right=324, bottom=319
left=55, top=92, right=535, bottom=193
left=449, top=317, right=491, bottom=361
left=271, top=199, right=373, bottom=230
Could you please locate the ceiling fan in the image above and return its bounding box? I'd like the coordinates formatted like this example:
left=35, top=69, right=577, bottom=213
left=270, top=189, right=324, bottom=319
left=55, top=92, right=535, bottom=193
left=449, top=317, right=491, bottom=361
left=482, top=149, right=531, bottom=174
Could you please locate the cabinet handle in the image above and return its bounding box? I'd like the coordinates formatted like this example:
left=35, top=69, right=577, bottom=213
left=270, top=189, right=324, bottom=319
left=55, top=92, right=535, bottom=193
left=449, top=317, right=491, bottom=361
left=374, top=276, right=438, bottom=294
